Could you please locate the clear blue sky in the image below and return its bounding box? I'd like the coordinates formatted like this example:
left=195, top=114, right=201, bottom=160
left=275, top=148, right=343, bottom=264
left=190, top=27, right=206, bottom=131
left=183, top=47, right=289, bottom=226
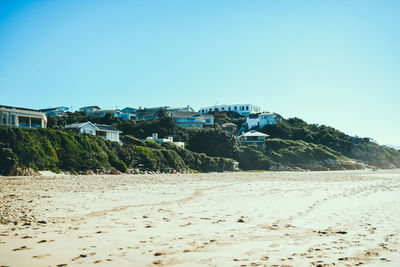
left=0, top=0, right=399, bottom=145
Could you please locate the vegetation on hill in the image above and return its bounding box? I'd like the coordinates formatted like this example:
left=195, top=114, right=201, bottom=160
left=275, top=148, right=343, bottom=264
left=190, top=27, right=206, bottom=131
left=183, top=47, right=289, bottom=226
left=8, top=111, right=399, bottom=173
left=0, top=126, right=237, bottom=175
left=260, top=118, right=400, bottom=168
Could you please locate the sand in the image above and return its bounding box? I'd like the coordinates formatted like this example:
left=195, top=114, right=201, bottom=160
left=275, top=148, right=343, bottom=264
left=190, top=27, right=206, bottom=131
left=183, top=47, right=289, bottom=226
left=1, top=169, right=400, bottom=266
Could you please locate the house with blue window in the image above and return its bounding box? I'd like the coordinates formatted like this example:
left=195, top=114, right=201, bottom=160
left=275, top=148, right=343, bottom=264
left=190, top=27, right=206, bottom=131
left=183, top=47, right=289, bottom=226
left=39, top=106, right=70, bottom=117
left=0, top=105, right=47, bottom=128
left=171, top=112, right=214, bottom=128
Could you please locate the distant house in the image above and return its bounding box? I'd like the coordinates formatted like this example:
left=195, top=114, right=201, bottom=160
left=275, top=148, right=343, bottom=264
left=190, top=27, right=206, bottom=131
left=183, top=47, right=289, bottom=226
left=237, top=130, right=269, bottom=144
left=135, top=107, right=169, bottom=121
left=200, top=104, right=260, bottom=116
left=39, top=106, right=70, bottom=117
left=167, top=105, right=195, bottom=113
left=246, top=112, right=281, bottom=130
left=0, top=105, right=47, bottom=128
left=120, top=107, right=137, bottom=121
left=171, top=112, right=214, bottom=128
left=145, top=133, right=185, bottom=148
left=91, top=109, right=121, bottom=118
left=222, top=122, right=238, bottom=134
left=79, top=106, right=101, bottom=114
left=65, top=121, right=122, bottom=143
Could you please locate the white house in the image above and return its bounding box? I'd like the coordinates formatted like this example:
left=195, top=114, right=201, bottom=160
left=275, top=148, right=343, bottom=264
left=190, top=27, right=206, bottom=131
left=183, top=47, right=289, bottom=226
left=0, top=105, right=47, bottom=128
left=79, top=106, right=101, bottom=114
left=237, top=130, right=269, bottom=144
left=246, top=112, right=280, bottom=130
left=200, top=104, right=260, bottom=116
left=65, top=121, right=122, bottom=143
left=145, top=133, right=185, bottom=148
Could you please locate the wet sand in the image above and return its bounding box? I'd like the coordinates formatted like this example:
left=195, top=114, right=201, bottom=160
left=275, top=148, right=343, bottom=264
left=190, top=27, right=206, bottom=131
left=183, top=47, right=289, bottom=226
left=1, top=169, right=400, bottom=266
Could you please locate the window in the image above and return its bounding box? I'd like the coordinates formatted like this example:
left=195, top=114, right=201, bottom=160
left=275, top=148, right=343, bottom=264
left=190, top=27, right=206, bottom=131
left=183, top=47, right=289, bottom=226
left=2, top=114, right=7, bottom=125
left=11, top=115, right=15, bottom=125
left=246, top=106, right=249, bottom=110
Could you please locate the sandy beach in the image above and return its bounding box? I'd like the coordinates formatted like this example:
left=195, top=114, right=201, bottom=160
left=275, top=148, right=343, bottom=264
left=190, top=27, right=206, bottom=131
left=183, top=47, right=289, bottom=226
left=1, top=170, right=400, bottom=266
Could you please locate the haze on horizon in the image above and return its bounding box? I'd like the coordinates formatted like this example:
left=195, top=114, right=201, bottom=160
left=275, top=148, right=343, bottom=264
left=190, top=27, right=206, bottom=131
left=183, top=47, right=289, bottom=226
left=0, top=0, right=399, bottom=146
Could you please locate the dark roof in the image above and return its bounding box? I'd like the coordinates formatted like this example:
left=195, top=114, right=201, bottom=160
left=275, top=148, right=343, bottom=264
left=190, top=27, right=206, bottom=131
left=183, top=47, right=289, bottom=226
left=93, top=123, right=122, bottom=132
left=171, top=111, right=203, bottom=118
left=39, top=106, right=69, bottom=112
left=0, top=105, right=42, bottom=113
left=136, top=110, right=159, bottom=116
left=121, top=107, right=137, bottom=113
left=81, top=106, right=100, bottom=109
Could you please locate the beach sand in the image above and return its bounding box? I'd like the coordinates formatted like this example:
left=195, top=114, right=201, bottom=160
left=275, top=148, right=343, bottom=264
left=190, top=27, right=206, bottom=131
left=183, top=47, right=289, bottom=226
left=1, top=169, right=400, bottom=266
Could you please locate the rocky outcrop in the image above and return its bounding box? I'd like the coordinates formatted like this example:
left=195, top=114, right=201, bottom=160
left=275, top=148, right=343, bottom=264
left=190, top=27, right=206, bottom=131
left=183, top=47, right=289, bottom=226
left=8, top=167, right=41, bottom=176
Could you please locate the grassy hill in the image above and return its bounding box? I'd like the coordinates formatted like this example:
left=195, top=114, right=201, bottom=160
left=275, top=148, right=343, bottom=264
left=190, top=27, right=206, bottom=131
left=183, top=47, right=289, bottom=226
left=0, top=126, right=237, bottom=175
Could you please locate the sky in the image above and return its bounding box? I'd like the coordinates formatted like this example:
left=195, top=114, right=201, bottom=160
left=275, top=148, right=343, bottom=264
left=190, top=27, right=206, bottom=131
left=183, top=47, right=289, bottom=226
left=0, top=0, right=399, bottom=145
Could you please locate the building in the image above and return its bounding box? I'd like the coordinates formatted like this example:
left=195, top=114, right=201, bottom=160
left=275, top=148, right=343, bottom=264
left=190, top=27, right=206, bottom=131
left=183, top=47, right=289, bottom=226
left=79, top=106, right=101, bottom=114
left=221, top=122, right=238, bottom=134
left=65, top=121, right=122, bottom=143
left=200, top=104, right=260, bottom=116
left=246, top=112, right=281, bottom=130
left=135, top=107, right=169, bottom=121
left=145, top=133, right=185, bottom=148
left=120, top=107, right=137, bottom=121
left=237, top=130, right=269, bottom=144
left=39, top=106, right=70, bottom=117
left=171, top=112, right=214, bottom=128
left=167, top=105, right=194, bottom=113
left=0, top=105, right=47, bottom=128
left=91, top=109, right=121, bottom=118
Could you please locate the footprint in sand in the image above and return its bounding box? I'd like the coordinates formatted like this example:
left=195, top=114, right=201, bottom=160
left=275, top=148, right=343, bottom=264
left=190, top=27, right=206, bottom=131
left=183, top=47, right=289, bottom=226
left=32, top=254, right=51, bottom=259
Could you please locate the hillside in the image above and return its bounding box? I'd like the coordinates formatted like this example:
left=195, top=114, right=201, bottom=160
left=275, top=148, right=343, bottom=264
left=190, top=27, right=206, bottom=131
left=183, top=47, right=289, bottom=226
left=2, top=112, right=399, bottom=175
left=259, top=118, right=400, bottom=169
left=0, top=126, right=237, bottom=175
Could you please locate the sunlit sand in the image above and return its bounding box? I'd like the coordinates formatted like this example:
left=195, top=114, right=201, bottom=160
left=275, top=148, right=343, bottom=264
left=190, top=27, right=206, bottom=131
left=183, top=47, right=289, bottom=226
left=1, top=170, right=400, bottom=266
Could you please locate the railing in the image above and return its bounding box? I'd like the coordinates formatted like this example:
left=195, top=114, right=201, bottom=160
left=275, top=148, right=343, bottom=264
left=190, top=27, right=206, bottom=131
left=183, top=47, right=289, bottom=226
left=18, top=123, right=42, bottom=128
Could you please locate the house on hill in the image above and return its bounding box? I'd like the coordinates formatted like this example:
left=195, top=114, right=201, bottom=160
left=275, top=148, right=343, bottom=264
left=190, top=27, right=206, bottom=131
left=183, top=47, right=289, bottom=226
left=246, top=112, right=281, bottom=130
left=237, top=130, right=269, bottom=144
left=0, top=105, right=47, bottom=128
left=39, top=106, right=70, bottom=117
left=65, top=121, right=122, bottom=143
left=79, top=106, right=101, bottom=114
left=145, top=133, right=185, bottom=148
left=171, top=112, right=214, bottom=128
left=200, top=104, right=260, bottom=116
left=120, top=107, right=137, bottom=121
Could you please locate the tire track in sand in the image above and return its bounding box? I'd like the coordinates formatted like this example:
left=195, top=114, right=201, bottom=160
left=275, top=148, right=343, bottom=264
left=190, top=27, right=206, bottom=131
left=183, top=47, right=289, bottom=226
left=52, top=184, right=232, bottom=222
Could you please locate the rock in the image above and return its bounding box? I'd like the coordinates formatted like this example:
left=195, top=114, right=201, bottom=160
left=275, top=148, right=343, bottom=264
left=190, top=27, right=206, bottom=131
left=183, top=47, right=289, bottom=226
left=9, top=167, right=40, bottom=176
left=110, top=169, right=122, bottom=175
left=85, top=170, right=95, bottom=175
